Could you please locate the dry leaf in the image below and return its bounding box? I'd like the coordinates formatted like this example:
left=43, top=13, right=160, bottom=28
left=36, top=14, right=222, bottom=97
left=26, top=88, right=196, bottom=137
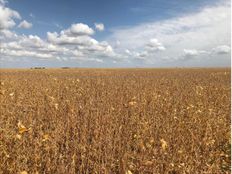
left=54, top=103, right=59, bottom=110
left=160, top=139, right=168, bottom=151
left=42, top=134, right=49, bottom=142
left=20, top=171, right=28, bottom=174
left=111, top=107, right=115, bottom=111
left=18, top=121, right=29, bottom=134
left=128, top=101, right=137, bottom=106
left=16, top=134, right=22, bottom=140
left=143, top=161, right=153, bottom=166
left=126, top=170, right=133, bottom=174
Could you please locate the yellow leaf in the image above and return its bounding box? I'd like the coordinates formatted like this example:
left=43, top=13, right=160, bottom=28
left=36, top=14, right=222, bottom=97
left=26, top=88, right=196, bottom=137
left=128, top=101, right=137, bottom=106
left=143, top=161, right=153, bottom=166
left=16, top=134, right=22, bottom=140
left=149, top=138, right=155, bottom=144
left=18, top=121, right=29, bottom=134
left=126, top=170, right=133, bottom=174
left=19, top=127, right=28, bottom=134
left=42, top=134, right=49, bottom=142
left=160, top=139, right=168, bottom=151
left=111, top=107, right=115, bottom=111
left=54, top=103, right=59, bottom=110
left=132, top=96, right=136, bottom=100
left=20, top=171, right=28, bottom=174
left=0, top=90, right=5, bottom=95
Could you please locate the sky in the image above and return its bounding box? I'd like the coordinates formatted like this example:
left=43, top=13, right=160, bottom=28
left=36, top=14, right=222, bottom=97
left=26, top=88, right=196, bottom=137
left=0, top=0, right=231, bottom=68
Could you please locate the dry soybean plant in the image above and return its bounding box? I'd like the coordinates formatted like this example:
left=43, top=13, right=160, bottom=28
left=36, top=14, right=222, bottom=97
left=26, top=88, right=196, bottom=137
left=0, top=68, right=231, bottom=173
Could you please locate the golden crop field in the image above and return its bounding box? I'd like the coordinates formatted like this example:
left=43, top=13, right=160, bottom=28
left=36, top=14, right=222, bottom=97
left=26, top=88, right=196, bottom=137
left=0, top=68, right=231, bottom=174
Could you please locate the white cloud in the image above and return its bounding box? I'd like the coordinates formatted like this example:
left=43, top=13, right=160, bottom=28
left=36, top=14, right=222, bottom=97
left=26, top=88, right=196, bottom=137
left=47, top=32, right=97, bottom=46
left=1, top=20, right=118, bottom=63
left=108, top=0, right=230, bottom=65
left=63, top=23, right=94, bottom=36
left=178, top=49, right=206, bottom=60
left=183, top=49, right=199, bottom=56
left=47, top=23, right=96, bottom=47
left=45, top=23, right=118, bottom=60
left=0, top=48, right=53, bottom=59
left=0, top=2, right=66, bottom=61
left=0, top=0, right=6, bottom=5
left=1, top=0, right=230, bottom=67
left=125, top=49, right=131, bottom=55
left=146, top=38, right=166, bottom=51
left=18, top=20, right=32, bottom=29
left=95, top=23, right=104, bottom=31
left=120, top=38, right=166, bottom=61
left=0, top=29, right=16, bottom=38
left=1, top=41, right=22, bottom=50
left=20, top=35, right=45, bottom=48
left=0, top=2, right=21, bottom=30
left=72, top=50, right=83, bottom=57
left=136, top=51, right=148, bottom=60
left=212, top=45, right=231, bottom=54
left=95, top=58, right=104, bottom=63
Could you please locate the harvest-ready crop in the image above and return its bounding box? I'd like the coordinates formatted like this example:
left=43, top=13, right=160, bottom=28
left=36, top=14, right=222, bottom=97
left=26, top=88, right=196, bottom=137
left=0, top=68, right=230, bottom=173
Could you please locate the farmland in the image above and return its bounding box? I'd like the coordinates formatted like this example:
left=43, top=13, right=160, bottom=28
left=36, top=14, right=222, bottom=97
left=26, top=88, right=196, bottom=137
left=0, top=68, right=231, bottom=174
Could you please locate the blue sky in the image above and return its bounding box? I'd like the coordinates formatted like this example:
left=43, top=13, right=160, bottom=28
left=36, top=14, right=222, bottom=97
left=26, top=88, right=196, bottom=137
left=11, top=0, right=220, bottom=38
left=0, top=0, right=231, bottom=68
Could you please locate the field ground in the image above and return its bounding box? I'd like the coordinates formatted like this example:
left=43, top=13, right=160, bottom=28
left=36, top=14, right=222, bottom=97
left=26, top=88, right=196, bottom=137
left=0, top=68, right=231, bottom=174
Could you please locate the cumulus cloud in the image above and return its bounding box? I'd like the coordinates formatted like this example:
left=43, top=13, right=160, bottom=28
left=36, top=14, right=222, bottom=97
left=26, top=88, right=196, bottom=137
left=178, top=49, right=207, bottom=60
left=18, top=20, right=32, bottom=29
left=47, top=23, right=97, bottom=47
left=136, top=51, right=149, bottom=60
left=125, top=49, right=131, bottom=55
left=63, top=23, right=94, bottom=36
left=95, top=23, right=104, bottom=31
left=0, top=34, right=63, bottom=59
left=212, top=45, right=231, bottom=55
left=183, top=49, right=199, bottom=57
left=121, top=38, right=166, bottom=61
left=45, top=23, right=118, bottom=60
left=0, top=1, right=21, bottom=30
left=108, top=0, right=230, bottom=66
left=146, top=38, right=165, bottom=51
left=47, top=32, right=97, bottom=46
left=1, top=0, right=230, bottom=67
left=20, top=35, right=46, bottom=49
left=1, top=49, right=53, bottom=59
left=1, top=41, right=22, bottom=50
left=0, top=0, right=6, bottom=5
left=0, top=29, right=16, bottom=39
left=1, top=19, right=117, bottom=63
left=0, top=2, right=68, bottom=61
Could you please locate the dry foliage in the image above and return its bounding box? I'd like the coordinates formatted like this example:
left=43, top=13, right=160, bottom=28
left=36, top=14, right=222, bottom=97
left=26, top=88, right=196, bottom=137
left=0, top=68, right=231, bottom=173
